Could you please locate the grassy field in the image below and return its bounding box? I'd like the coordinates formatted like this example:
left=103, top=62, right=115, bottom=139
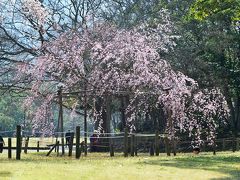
left=0, top=151, right=240, bottom=180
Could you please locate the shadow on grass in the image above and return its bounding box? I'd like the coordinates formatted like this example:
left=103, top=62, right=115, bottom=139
left=0, top=171, right=12, bottom=177
left=139, top=155, right=240, bottom=179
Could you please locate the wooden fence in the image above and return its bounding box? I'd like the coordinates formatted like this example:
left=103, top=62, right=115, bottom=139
left=1, top=126, right=239, bottom=160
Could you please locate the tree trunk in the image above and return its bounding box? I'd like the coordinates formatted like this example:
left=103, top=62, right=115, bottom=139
left=94, top=97, right=103, bottom=131
left=120, top=96, right=130, bottom=131
left=104, top=96, right=112, bottom=133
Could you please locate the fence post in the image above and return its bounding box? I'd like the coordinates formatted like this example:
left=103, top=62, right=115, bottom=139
left=222, top=139, right=226, bottom=151
left=165, top=137, right=171, bottom=156
left=173, top=139, right=177, bottom=156
left=37, top=141, right=40, bottom=152
left=232, top=137, right=237, bottom=152
left=110, top=138, right=114, bottom=157
left=54, top=138, right=57, bottom=152
left=24, top=137, right=29, bottom=154
left=16, top=125, right=21, bottom=160
left=68, top=133, right=74, bottom=157
left=56, top=141, right=60, bottom=156
left=213, top=140, right=216, bottom=155
left=75, top=126, right=80, bottom=159
left=202, top=141, right=206, bottom=152
left=149, top=142, right=154, bottom=156
left=8, top=138, right=11, bottom=159
left=134, top=136, right=138, bottom=156
left=155, top=130, right=160, bottom=156
left=130, top=134, right=135, bottom=157
left=124, top=128, right=128, bottom=157
left=61, top=136, right=65, bottom=155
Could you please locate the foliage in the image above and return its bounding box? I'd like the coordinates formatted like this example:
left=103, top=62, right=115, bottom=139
left=189, top=0, right=240, bottom=22
left=185, top=0, right=240, bottom=137
left=0, top=113, right=15, bottom=131
left=0, top=0, right=235, bottom=143
left=0, top=95, right=25, bottom=131
left=15, top=12, right=229, bottom=144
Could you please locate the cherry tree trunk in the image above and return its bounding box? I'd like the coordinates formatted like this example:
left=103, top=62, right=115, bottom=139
left=104, top=95, right=112, bottom=133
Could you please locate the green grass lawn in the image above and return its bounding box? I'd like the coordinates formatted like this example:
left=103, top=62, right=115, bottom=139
left=0, top=151, right=240, bottom=180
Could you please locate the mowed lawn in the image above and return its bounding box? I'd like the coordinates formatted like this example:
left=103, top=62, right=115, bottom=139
left=0, top=151, right=240, bottom=180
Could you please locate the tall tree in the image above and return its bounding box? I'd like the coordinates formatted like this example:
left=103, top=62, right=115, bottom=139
left=186, top=0, right=240, bottom=137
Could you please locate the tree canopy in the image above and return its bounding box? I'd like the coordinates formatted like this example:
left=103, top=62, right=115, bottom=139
left=0, top=0, right=237, bottom=145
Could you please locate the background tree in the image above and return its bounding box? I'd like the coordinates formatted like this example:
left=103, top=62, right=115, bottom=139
left=0, top=94, right=25, bottom=133
left=184, top=0, right=240, bottom=138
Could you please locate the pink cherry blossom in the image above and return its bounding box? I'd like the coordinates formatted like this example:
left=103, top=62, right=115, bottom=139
left=17, top=18, right=229, bottom=144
